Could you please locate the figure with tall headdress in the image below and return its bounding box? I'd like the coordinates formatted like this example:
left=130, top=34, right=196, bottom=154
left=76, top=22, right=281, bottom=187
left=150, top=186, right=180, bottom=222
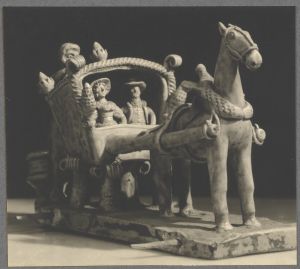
left=92, top=78, right=127, bottom=127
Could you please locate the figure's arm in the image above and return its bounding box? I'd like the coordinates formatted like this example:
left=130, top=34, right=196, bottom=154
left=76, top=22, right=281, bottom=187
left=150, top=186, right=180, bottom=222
left=147, top=107, right=157, bottom=125
left=122, top=106, right=130, bottom=122
left=113, top=104, right=127, bottom=124
left=121, top=106, right=128, bottom=117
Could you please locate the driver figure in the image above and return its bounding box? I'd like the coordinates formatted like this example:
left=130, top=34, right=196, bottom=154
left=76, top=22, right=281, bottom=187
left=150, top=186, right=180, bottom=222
left=122, top=80, right=156, bottom=125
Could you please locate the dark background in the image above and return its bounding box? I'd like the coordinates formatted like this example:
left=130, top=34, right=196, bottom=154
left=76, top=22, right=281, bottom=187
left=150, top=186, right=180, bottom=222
left=4, top=7, right=295, bottom=198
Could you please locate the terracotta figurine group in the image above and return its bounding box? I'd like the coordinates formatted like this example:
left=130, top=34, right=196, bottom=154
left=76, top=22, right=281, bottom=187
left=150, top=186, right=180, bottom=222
left=36, top=22, right=267, bottom=233
left=90, top=77, right=156, bottom=127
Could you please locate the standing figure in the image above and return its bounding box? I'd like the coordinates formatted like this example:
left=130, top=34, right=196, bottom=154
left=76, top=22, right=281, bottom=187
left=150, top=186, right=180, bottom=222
left=122, top=80, right=156, bottom=125
left=92, top=78, right=127, bottom=127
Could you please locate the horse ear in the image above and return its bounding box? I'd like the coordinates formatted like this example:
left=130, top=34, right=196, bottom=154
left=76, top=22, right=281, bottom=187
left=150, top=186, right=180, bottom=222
left=218, top=22, right=227, bottom=36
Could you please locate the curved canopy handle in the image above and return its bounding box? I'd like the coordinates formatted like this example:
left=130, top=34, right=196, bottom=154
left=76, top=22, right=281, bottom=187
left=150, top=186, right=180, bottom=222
left=163, top=54, right=182, bottom=72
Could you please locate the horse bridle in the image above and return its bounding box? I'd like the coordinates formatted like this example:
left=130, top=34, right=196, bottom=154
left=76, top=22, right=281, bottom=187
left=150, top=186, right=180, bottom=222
left=224, top=25, right=259, bottom=61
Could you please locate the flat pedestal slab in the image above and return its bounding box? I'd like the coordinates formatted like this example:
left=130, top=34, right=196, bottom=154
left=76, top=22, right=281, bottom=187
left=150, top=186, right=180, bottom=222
left=37, top=206, right=296, bottom=260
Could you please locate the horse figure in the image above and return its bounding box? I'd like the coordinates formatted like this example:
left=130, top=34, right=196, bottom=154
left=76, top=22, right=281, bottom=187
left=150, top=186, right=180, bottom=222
left=152, top=22, right=264, bottom=231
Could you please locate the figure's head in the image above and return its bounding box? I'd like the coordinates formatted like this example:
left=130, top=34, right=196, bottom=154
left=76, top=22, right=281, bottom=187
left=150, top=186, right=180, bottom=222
left=91, top=78, right=111, bottom=100
left=120, top=160, right=150, bottom=199
left=38, top=72, right=55, bottom=94
left=218, top=22, right=262, bottom=70
left=60, top=43, right=80, bottom=64
left=130, top=86, right=141, bottom=98
left=120, top=171, right=136, bottom=199
left=92, top=41, right=108, bottom=61
left=125, top=81, right=146, bottom=98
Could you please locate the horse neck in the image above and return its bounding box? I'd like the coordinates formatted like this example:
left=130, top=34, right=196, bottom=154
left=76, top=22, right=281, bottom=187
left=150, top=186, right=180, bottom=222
left=214, top=39, right=245, bottom=107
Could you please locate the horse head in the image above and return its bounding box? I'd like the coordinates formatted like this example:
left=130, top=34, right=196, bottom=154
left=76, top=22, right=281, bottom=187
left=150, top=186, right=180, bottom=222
left=218, top=22, right=262, bottom=71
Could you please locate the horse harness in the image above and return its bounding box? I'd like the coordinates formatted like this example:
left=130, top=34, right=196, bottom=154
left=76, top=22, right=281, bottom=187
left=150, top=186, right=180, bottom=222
left=224, top=25, right=259, bottom=62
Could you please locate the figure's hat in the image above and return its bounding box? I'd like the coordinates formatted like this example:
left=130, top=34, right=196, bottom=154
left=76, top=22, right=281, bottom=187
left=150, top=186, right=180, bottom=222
left=91, top=78, right=111, bottom=90
left=125, top=80, right=146, bottom=91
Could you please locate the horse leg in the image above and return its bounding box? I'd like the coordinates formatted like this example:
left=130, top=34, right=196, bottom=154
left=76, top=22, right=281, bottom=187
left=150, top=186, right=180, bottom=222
left=233, top=142, right=261, bottom=227
left=151, top=151, right=173, bottom=217
left=207, top=138, right=232, bottom=231
left=173, top=158, right=194, bottom=217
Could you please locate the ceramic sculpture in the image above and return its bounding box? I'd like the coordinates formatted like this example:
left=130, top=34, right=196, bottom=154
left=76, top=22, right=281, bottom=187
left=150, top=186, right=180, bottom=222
left=27, top=23, right=295, bottom=259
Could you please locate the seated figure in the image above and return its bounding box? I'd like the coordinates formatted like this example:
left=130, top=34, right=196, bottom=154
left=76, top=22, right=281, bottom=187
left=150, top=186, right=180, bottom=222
left=122, top=80, right=156, bottom=125
left=92, top=78, right=127, bottom=127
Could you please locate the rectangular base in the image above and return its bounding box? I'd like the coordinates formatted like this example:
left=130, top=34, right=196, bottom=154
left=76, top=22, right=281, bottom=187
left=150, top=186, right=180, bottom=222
left=37, top=205, right=296, bottom=259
